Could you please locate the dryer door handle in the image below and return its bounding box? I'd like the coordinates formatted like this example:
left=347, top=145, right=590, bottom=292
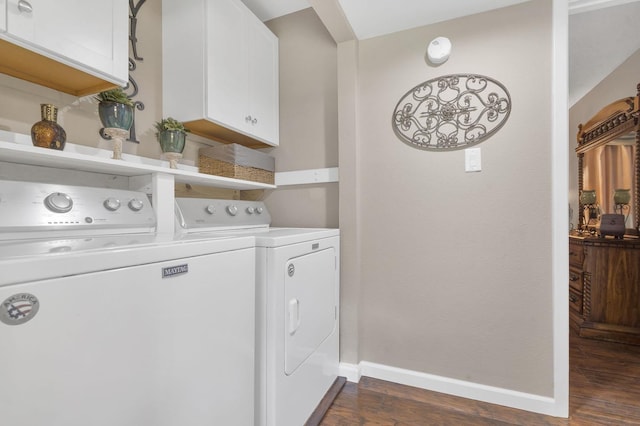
left=288, top=298, right=300, bottom=335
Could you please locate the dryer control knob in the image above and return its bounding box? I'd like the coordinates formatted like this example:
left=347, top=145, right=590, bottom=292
left=226, top=205, right=238, bottom=216
left=128, top=198, right=144, bottom=212
left=256, top=206, right=264, bottom=214
left=205, top=205, right=216, bottom=215
left=246, top=206, right=255, bottom=214
left=44, top=192, right=73, bottom=213
left=103, top=197, right=121, bottom=211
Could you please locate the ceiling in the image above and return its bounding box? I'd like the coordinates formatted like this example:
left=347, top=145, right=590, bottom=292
left=240, top=0, right=640, bottom=106
left=569, top=1, right=640, bottom=105
left=241, top=0, right=529, bottom=38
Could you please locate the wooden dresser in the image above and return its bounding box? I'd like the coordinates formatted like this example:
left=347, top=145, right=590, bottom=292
left=568, top=236, right=585, bottom=332
left=569, top=234, right=640, bottom=344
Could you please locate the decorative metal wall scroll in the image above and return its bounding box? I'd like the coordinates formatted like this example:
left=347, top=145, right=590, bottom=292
left=100, top=0, right=146, bottom=143
left=392, top=74, right=511, bottom=151
left=125, top=0, right=146, bottom=143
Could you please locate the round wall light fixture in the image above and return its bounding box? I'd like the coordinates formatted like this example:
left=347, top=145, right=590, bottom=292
left=427, top=36, right=451, bottom=65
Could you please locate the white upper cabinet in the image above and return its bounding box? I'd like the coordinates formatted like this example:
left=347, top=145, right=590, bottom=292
left=163, top=0, right=279, bottom=148
left=206, top=0, right=249, bottom=136
left=247, top=12, right=279, bottom=145
left=0, top=0, right=128, bottom=96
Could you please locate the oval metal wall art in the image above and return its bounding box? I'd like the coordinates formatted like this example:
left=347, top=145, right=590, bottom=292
left=392, top=74, right=511, bottom=151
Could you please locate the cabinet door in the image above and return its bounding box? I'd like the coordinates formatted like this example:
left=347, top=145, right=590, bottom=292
left=207, top=0, right=249, bottom=134
left=5, top=0, right=127, bottom=83
left=247, top=14, right=279, bottom=145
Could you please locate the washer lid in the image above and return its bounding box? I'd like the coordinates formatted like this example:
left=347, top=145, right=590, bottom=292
left=0, top=234, right=255, bottom=286
left=0, top=234, right=160, bottom=259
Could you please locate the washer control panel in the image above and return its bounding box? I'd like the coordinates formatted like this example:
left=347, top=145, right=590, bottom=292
left=0, top=180, right=156, bottom=235
left=175, top=197, right=270, bottom=231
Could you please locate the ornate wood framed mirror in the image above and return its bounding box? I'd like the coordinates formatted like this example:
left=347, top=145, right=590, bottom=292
left=571, top=85, right=640, bottom=344
left=576, top=84, right=640, bottom=235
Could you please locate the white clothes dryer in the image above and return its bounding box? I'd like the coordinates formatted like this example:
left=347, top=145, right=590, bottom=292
left=0, top=181, right=256, bottom=426
left=175, top=198, right=341, bottom=426
left=255, top=228, right=340, bottom=426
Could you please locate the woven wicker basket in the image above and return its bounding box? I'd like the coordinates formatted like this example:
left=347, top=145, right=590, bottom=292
left=198, top=156, right=274, bottom=184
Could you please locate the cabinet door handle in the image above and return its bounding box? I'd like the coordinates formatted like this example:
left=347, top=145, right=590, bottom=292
left=569, top=251, right=575, bottom=256
left=18, top=0, right=33, bottom=13
left=570, top=274, right=579, bottom=281
left=245, top=115, right=252, bottom=123
left=251, top=118, right=257, bottom=125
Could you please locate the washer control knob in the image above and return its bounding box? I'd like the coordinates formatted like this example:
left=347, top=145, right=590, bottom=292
left=44, top=192, right=73, bottom=213
left=128, top=198, right=144, bottom=212
left=246, top=206, right=255, bottom=214
left=226, top=205, right=238, bottom=216
left=205, top=205, right=216, bottom=215
left=256, top=206, right=264, bottom=214
left=103, top=197, right=121, bottom=211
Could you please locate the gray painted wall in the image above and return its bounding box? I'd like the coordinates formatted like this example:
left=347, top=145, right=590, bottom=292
left=339, top=0, right=555, bottom=396
left=263, top=9, right=339, bottom=228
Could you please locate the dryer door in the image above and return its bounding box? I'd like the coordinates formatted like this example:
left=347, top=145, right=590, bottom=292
left=284, top=247, right=336, bottom=375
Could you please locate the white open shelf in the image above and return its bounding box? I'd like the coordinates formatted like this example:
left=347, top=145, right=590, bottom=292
left=0, top=135, right=276, bottom=191
left=275, top=167, right=339, bottom=186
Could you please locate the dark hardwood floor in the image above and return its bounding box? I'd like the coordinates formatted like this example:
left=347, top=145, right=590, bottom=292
left=319, top=330, right=640, bottom=425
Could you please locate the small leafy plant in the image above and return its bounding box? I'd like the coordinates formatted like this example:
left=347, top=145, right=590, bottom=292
left=154, top=117, right=189, bottom=135
left=95, top=87, right=134, bottom=107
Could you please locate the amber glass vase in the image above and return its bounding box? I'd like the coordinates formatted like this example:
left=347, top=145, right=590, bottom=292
left=31, top=104, right=67, bottom=150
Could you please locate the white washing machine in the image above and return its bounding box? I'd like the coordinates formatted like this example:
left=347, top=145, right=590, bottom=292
left=175, top=197, right=340, bottom=426
left=0, top=180, right=256, bottom=426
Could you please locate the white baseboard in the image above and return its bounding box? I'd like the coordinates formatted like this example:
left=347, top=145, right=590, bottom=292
left=338, top=362, right=361, bottom=383
left=339, top=360, right=564, bottom=417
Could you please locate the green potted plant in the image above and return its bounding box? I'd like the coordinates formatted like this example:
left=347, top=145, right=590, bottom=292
left=95, top=87, right=134, bottom=131
left=154, top=117, right=189, bottom=168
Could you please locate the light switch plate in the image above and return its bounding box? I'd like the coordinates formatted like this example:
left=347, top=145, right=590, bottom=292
left=465, top=148, right=481, bottom=172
